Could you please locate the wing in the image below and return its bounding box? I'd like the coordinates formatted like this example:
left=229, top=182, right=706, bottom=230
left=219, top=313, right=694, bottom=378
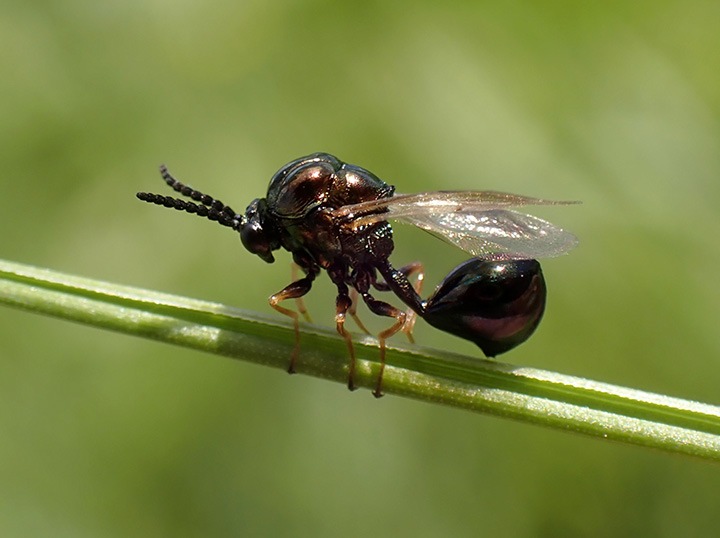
left=400, top=209, right=578, bottom=260
left=332, top=191, right=579, bottom=260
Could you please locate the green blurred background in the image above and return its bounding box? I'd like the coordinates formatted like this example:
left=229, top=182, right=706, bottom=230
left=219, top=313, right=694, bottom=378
left=2, top=1, right=719, bottom=536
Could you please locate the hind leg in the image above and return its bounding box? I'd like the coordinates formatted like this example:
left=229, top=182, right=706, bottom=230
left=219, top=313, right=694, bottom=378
left=374, top=261, right=425, bottom=343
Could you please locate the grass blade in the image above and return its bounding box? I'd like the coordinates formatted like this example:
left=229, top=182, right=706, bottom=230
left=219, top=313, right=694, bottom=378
left=1, top=258, right=719, bottom=461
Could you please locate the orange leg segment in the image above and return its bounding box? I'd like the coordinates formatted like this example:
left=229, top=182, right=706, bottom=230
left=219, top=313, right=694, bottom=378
left=269, top=274, right=315, bottom=374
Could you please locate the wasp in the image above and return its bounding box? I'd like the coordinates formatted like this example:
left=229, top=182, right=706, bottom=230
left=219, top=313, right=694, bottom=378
left=138, top=153, right=577, bottom=396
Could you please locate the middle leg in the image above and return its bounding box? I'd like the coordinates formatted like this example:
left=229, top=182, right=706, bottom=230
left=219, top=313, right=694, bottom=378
left=359, top=291, right=408, bottom=398
left=333, top=282, right=359, bottom=391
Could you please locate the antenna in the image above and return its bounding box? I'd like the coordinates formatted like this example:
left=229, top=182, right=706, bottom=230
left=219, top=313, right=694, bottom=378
left=136, top=165, right=244, bottom=230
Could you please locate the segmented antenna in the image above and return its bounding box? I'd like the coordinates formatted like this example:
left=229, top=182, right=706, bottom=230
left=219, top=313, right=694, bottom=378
left=136, top=165, right=244, bottom=230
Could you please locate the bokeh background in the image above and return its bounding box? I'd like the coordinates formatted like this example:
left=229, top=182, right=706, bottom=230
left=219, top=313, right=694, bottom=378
left=2, top=1, right=720, bottom=536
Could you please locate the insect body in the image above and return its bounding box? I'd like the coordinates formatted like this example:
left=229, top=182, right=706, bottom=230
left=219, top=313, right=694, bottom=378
left=137, top=153, right=577, bottom=396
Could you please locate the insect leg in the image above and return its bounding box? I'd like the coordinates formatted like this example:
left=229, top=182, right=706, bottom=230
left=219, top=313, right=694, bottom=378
left=375, top=259, right=427, bottom=337
left=373, top=262, right=423, bottom=292
left=333, top=283, right=359, bottom=391
left=348, top=288, right=371, bottom=335
left=269, top=272, right=316, bottom=374
left=358, top=291, right=407, bottom=398
left=373, top=261, right=424, bottom=341
left=291, top=263, right=313, bottom=323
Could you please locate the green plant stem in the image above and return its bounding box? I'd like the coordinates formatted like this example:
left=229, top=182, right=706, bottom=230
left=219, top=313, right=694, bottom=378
left=1, top=258, right=719, bottom=460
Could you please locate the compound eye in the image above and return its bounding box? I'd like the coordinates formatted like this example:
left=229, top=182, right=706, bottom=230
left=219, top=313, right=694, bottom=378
left=240, top=217, right=275, bottom=263
left=423, top=259, right=546, bottom=357
left=240, top=200, right=275, bottom=263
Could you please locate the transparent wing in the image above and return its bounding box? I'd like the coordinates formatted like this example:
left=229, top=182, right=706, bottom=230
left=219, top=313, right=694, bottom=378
left=332, top=191, right=579, bottom=260
left=332, top=191, right=577, bottom=222
left=402, top=209, right=578, bottom=260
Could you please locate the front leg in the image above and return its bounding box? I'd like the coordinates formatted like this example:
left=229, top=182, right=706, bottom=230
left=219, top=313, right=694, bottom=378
left=269, top=272, right=317, bottom=374
left=291, top=263, right=313, bottom=323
